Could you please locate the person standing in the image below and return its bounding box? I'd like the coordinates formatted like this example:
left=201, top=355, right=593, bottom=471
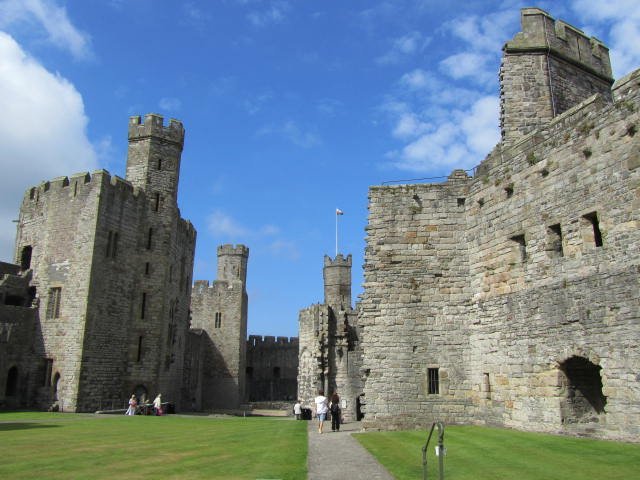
left=153, top=393, right=162, bottom=416
left=314, top=390, right=328, bottom=434
left=125, top=394, right=137, bottom=415
left=329, top=392, right=341, bottom=432
left=293, top=400, right=302, bottom=420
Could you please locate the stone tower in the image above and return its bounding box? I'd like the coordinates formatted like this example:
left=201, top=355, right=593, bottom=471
left=12, top=113, right=196, bottom=412
left=323, top=254, right=352, bottom=310
left=189, top=245, right=249, bottom=410
left=298, top=253, right=363, bottom=422
left=500, top=7, right=614, bottom=146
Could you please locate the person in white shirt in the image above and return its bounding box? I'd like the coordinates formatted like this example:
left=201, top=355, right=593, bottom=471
left=293, top=400, right=302, bottom=420
left=314, top=390, right=329, bottom=434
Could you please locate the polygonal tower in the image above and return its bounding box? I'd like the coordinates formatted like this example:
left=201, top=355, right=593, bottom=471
left=500, top=8, right=614, bottom=146
left=323, top=254, right=352, bottom=310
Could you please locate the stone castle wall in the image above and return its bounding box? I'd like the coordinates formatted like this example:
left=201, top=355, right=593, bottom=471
left=190, top=245, right=248, bottom=409
left=359, top=8, right=640, bottom=441
left=246, top=335, right=298, bottom=401
left=12, top=114, right=196, bottom=412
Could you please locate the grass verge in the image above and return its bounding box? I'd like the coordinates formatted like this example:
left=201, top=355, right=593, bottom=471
left=354, top=425, right=640, bottom=480
left=0, top=411, right=307, bottom=480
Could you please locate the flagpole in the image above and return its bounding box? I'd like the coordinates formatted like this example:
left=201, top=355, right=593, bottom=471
left=335, top=210, right=338, bottom=257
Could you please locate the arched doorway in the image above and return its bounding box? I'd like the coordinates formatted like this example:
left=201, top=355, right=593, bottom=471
left=52, top=372, right=61, bottom=401
left=20, top=246, right=32, bottom=270
left=5, top=366, right=18, bottom=396
left=558, top=356, right=606, bottom=424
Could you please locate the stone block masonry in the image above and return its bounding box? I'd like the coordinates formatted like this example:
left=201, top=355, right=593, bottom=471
left=358, top=8, right=640, bottom=442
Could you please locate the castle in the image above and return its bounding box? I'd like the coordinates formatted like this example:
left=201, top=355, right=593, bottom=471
left=298, top=7, right=640, bottom=442
left=0, top=114, right=297, bottom=412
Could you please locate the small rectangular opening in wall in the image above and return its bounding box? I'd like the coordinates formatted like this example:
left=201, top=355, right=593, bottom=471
left=547, top=224, right=563, bottom=257
left=483, top=372, right=491, bottom=399
left=145, top=262, right=150, bottom=275
left=427, top=367, right=439, bottom=395
left=214, top=312, right=222, bottom=328
left=505, top=185, right=514, bottom=198
left=583, top=212, right=603, bottom=247
left=44, top=359, right=53, bottom=386
left=154, top=193, right=160, bottom=212
left=46, top=287, right=62, bottom=319
left=457, top=198, right=466, bottom=207
left=146, top=228, right=153, bottom=250
left=141, top=292, right=147, bottom=319
left=136, top=336, right=143, bottom=362
left=510, top=234, right=527, bottom=262
left=157, top=158, right=162, bottom=170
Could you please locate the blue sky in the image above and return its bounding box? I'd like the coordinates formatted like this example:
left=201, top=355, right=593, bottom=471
left=1, top=0, right=639, bottom=338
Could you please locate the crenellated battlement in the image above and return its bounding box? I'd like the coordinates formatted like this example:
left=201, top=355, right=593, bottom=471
left=128, top=113, right=184, bottom=146
left=324, top=253, right=352, bottom=267
left=24, top=169, right=142, bottom=204
left=247, top=335, right=299, bottom=347
left=217, top=244, right=249, bottom=257
left=505, top=8, right=612, bottom=81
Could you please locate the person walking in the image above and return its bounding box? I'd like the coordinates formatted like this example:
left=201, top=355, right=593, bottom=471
left=329, top=392, right=341, bottom=431
left=125, top=394, right=137, bottom=415
left=314, top=390, right=329, bottom=434
left=153, top=393, right=163, bottom=416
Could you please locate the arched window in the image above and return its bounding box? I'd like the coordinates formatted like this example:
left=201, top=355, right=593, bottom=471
left=6, top=366, right=18, bottom=396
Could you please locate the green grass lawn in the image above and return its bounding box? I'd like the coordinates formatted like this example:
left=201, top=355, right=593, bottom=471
left=0, top=411, right=307, bottom=480
left=354, top=425, right=640, bottom=480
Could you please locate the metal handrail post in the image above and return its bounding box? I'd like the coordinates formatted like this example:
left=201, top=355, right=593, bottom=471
left=422, top=421, right=445, bottom=480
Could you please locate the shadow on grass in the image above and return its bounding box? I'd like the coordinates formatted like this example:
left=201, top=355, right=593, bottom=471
left=0, top=422, right=61, bottom=431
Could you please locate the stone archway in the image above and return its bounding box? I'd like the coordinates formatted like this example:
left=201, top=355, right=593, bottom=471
left=558, top=356, right=606, bottom=424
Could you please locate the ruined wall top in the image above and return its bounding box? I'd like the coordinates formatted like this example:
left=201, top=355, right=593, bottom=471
left=128, top=113, right=185, bottom=146
left=505, top=7, right=612, bottom=81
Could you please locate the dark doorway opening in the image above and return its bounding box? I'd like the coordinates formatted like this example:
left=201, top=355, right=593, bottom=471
left=558, top=356, right=606, bottom=424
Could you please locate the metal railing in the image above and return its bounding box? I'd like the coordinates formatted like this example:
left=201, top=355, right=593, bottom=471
left=422, top=421, right=445, bottom=480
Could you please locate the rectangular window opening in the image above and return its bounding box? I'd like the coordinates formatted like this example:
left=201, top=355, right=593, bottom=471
left=483, top=372, right=491, bottom=399
left=154, top=193, right=160, bottom=212
left=214, top=312, right=222, bottom=328
left=106, top=231, right=113, bottom=257
left=428, top=367, right=440, bottom=395
left=548, top=224, right=563, bottom=257
left=141, top=292, right=147, bottom=319
left=46, top=287, right=62, bottom=319
left=44, top=359, right=53, bottom=386
left=583, top=212, right=603, bottom=247
left=145, top=262, right=150, bottom=275
left=137, top=336, right=143, bottom=362
left=510, top=234, right=527, bottom=262
left=146, top=228, right=153, bottom=250
left=457, top=198, right=466, bottom=207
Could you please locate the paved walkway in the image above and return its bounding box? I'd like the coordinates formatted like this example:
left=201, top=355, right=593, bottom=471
left=306, top=420, right=395, bottom=480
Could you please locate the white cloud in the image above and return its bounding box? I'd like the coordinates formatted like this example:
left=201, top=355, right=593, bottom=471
left=268, top=239, right=300, bottom=260
left=257, top=120, right=321, bottom=148
left=207, top=210, right=250, bottom=238
left=439, top=52, right=494, bottom=85
left=0, top=0, right=92, bottom=60
left=377, top=31, right=429, bottom=65
left=0, top=32, right=98, bottom=261
left=246, top=0, right=289, bottom=27
left=158, top=97, right=182, bottom=112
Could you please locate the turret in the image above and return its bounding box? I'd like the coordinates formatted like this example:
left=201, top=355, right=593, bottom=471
left=500, top=8, right=614, bottom=146
left=126, top=114, right=185, bottom=200
left=217, top=244, right=249, bottom=285
left=323, top=254, right=352, bottom=310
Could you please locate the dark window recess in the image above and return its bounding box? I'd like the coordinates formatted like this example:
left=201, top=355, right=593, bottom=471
left=6, top=366, right=18, bottom=396
left=106, top=231, right=119, bottom=258
left=20, top=246, right=32, bottom=270
left=46, top=287, right=62, bottom=319
left=583, top=212, right=603, bottom=247
left=145, top=262, right=150, bottom=275
left=246, top=366, right=253, bottom=378
left=154, top=193, right=160, bottom=212
left=141, top=292, right=147, bottom=319
left=146, top=228, right=153, bottom=250
left=215, top=312, right=222, bottom=328
left=457, top=198, right=466, bottom=207
left=510, top=234, right=527, bottom=262
left=273, top=367, right=281, bottom=378
left=428, top=368, right=440, bottom=395
left=137, top=336, right=143, bottom=362
left=157, top=158, right=162, bottom=170
left=548, top=224, right=563, bottom=257
left=505, top=185, right=514, bottom=198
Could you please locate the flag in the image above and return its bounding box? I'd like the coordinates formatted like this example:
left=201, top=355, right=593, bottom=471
left=336, top=208, right=344, bottom=215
